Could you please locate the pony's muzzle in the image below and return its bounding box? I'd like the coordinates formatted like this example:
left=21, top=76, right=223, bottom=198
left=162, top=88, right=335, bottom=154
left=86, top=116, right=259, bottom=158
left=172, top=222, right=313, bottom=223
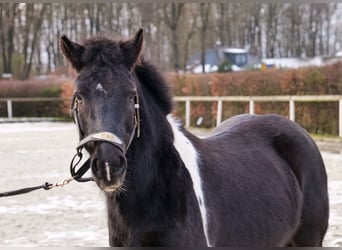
left=91, top=142, right=127, bottom=193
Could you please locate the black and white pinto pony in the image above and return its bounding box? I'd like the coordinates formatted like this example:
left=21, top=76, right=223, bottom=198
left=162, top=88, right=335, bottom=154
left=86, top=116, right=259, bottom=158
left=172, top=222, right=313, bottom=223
left=60, top=29, right=329, bottom=247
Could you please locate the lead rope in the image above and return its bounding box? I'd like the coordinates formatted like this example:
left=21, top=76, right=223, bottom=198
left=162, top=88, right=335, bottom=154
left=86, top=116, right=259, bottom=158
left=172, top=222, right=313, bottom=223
left=0, top=178, right=76, bottom=197
left=0, top=177, right=76, bottom=197
left=0, top=150, right=91, bottom=198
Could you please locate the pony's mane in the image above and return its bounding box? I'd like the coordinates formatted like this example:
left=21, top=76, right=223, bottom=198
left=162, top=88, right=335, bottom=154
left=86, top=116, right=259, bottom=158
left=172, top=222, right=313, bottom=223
left=135, top=60, right=174, bottom=115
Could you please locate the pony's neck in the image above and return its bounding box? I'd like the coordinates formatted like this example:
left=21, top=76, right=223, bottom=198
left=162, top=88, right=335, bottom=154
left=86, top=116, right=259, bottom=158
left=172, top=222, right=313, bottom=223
left=118, top=62, right=193, bottom=198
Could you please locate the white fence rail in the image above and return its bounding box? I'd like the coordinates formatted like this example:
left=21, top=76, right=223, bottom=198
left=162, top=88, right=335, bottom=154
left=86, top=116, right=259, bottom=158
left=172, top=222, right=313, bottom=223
left=174, top=95, right=342, bottom=138
left=1, top=96, right=342, bottom=137
left=0, top=97, right=66, bottom=120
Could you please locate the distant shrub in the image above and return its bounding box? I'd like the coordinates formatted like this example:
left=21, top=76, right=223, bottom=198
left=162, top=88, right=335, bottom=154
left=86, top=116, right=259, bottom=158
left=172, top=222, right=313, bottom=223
left=60, top=79, right=74, bottom=115
left=217, top=60, right=232, bottom=73
left=0, top=78, right=66, bottom=118
left=0, top=78, right=62, bottom=97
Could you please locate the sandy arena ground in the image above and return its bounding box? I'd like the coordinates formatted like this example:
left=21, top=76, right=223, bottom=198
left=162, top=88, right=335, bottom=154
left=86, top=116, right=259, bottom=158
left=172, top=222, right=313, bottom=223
left=0, top=122, right=341, bottom=247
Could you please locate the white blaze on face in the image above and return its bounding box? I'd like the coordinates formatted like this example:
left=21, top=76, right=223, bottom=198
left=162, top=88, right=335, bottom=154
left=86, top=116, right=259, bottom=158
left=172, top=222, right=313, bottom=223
left=167, top=114, right=211, bottom=247
left=96, top=82, right=106, bottom=94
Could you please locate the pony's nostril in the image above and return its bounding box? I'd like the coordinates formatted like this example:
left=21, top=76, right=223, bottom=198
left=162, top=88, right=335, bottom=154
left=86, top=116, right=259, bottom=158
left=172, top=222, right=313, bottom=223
left=104, top=157, right=126, bottom=175
left=115, top=161, right=126, bottom=176
left=91, top=155, right=126, bottom=181
left=91, top=158, right=103, bottom=179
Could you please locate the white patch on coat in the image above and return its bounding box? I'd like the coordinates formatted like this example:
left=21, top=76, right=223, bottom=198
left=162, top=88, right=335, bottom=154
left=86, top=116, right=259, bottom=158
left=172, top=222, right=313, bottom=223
left=96, top=82, right=106, bottom=94
left=167, top=114, right=211, bottom=247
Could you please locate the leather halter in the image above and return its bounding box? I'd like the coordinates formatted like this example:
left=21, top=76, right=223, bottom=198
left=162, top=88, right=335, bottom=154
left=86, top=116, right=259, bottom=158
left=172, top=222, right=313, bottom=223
left=69, top=94, right=140, bottom=182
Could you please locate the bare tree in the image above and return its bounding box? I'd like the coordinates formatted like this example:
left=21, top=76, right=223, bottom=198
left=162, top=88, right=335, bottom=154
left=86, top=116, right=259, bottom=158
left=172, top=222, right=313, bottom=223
left=163, top=3, right=185, bottom=71
left=199, top=3, right=211, bottom=73
left=20, top=3, right=47, bottom=79
left=182, top=5, right=199, bottom=71
left=217, top=3, right=226, bottom=45
left=265, top=4, right=281, bottom=58
left=0, top=3, right=18, bottom=74
left=251, top=4, right=263, bottom=57
left=307, top=4, right=319, bottom=57
left=283, top=4, right=303, bottom=57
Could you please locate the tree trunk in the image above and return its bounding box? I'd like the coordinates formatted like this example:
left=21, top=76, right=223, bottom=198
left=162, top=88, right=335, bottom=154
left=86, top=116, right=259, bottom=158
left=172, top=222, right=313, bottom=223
left=183, top=6, right=198, bottom=71
left=0, top=3, right=18, bottom=74
left=20, top=4, right=47, bottom=79
left=163, top=3, right=184, bottom=71
left=199, top=3, right=210, bottom=73
left=266, top=4, right=280, bottom=58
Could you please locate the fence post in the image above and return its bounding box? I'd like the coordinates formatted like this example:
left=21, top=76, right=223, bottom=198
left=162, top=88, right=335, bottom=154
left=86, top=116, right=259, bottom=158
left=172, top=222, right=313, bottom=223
left=216, top=98, right=223, bottom=126
left=185, top=98, right=191, bottom=128
left=249, top=98, right=255, bottom=114
left=7, top=99, right=13, bottom=119
left=289, top=97, right=295, bottom=121
left=339, top=97, right=342, bottom=138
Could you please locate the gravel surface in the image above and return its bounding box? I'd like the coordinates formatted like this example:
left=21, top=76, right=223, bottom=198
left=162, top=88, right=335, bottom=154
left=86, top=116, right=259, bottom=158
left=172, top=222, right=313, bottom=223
left=0, top=122, right=341, bottom=247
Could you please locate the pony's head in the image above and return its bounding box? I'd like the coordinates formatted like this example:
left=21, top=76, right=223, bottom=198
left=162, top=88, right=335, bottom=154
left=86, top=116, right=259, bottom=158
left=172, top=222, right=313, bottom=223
left=60, top=29, right=144, bottom=194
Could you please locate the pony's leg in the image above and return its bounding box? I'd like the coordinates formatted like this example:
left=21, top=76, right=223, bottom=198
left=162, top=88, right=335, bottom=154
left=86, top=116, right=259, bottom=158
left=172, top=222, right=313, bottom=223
left=290, top=222, right=328, bottom=246
left=272, top=116, right=329, bottom=247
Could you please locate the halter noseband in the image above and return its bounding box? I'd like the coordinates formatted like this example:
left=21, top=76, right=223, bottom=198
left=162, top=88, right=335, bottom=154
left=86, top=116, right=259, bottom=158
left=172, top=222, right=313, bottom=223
left=69, top=93, right=140, bottom=182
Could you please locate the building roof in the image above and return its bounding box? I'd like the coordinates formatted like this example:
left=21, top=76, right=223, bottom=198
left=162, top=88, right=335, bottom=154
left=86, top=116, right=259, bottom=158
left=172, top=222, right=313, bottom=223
left=223, top=48, right=248, bottom=54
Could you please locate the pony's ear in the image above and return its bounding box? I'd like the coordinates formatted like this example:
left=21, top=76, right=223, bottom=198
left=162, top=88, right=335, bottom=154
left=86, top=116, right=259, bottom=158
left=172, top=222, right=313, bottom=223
left=60, top=35, right=85, bottom=72
left=120, top=28, right=144, bottom=69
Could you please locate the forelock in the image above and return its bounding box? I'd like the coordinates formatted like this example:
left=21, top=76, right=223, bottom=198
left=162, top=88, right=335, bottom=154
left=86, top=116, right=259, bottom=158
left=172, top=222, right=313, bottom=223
left=81, top=35, right=124, bottom=67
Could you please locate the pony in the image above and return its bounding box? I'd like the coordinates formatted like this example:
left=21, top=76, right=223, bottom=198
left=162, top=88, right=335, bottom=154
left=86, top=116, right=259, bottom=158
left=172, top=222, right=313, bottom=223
left=60, top=29, right=329, bottom=247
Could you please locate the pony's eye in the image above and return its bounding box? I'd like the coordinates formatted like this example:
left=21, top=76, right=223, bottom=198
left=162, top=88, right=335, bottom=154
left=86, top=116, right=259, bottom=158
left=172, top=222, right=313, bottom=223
left=72, top=94, right=83, bottom=111
left=74, top=94, right=83, bottom=104
left=127, top=93, right=136, bottom=103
